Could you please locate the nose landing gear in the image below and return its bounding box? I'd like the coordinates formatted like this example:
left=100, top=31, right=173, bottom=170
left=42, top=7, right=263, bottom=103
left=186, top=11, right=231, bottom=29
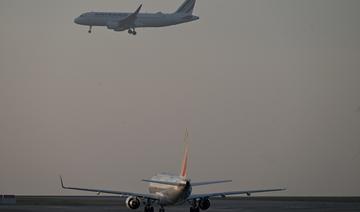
left=88, top=26, right=92, bottom=33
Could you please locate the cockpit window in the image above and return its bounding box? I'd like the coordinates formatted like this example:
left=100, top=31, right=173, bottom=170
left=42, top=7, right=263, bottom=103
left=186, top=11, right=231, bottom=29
left=80, top=13, right=92, bottom=17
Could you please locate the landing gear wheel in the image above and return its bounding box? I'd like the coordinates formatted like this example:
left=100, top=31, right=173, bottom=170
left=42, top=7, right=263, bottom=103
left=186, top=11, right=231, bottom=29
left=190, top=207, right=200, bottom=212
left=145, top=206, right=154, bottom=212
left=88, top=26, right=92, bottom=34
left=128, top=28, right=137, bottom=35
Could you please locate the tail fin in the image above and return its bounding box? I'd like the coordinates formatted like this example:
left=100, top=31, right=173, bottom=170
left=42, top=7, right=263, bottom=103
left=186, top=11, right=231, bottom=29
left=175, top=0, right=196, bottom=14
left=180, top=129, right=189, bottom=178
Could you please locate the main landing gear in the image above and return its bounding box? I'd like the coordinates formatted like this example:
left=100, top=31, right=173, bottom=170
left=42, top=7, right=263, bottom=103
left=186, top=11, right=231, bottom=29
left=190, top=207, right=200, bottom=212
left=144, top=205, right=154, bottom=212
left=189, top=200, right=201, bottom=212
left=144, top=205, right=199, bottom=212
left=144, top=205, right=165, bottom=212
left=88, top=26, right=92, bottom=34
left=128, top=28, right=137, bottom=35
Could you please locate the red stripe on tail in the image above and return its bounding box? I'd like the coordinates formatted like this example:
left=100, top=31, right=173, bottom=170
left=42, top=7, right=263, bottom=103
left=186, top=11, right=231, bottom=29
left=180, top=129, right=189, bottom=178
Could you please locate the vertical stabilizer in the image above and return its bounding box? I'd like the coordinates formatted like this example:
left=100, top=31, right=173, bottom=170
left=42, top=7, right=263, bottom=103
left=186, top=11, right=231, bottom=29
left=175, top=0, right=196, bottom=14
left=180, top=129, right=189, bottom=178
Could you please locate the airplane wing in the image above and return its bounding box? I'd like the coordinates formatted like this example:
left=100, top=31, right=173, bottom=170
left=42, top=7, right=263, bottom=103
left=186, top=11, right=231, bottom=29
left=188, top=188, right=286, bottom=201
left=117, top=4, right=142, bottom=29
left=60, top=176, right=159, bottom=200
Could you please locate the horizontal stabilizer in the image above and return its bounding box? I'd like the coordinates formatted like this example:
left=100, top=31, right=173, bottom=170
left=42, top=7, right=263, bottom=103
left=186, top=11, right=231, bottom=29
left=191, top=180, right=232, bottom=186
left=142, top=179, right=186, bottom=186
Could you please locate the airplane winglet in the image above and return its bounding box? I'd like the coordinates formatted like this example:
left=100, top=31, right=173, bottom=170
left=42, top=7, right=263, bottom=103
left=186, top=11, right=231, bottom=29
left=135, top=4, right=143, bottom=15
left=59, top=175, right=66, bottom=189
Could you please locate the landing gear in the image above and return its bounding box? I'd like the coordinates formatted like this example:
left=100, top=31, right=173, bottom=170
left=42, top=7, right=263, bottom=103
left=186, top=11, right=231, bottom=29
left=144, top=205, right=154, bottom=212
left=189, top=200, right=200, bottom=212
left=190, top=207, right=200, bottom=212
left=144, top=205, right=164, bottom=212
left=88, top=26, right=92, bottom=34
left=128, top=28, right=137, bottom=35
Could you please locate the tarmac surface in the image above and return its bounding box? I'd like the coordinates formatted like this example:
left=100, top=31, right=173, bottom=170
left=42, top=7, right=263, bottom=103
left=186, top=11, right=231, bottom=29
left=1, top=196, right=360, bottom=212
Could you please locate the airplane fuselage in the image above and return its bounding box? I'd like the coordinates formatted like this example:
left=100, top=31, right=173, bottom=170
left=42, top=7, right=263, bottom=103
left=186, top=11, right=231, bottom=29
left=148, top=174, right=192, bottom=206
left=74, top=12, right=199, bottom=32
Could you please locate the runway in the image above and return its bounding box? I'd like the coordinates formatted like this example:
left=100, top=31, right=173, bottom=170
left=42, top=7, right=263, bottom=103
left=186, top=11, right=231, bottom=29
left=1, top=197, right=360, bottom=212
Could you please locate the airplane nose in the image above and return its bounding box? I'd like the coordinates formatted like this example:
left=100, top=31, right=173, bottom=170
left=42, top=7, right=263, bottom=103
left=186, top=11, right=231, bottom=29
left=74, top=17, right=80, bottom=24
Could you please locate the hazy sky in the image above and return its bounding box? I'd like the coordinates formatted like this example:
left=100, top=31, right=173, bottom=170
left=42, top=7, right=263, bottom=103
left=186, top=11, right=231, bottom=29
left=1, top=0, right=359, bottom=196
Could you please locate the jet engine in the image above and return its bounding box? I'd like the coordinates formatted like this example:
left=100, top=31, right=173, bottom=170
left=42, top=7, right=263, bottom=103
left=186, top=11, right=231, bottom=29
left=106, top=22, right=126, bottom=31
left=106, top=22, right=120, bottom=30
left=126, top=196, right=141, bottom=210
left=199, top=199, right=210, bottom=210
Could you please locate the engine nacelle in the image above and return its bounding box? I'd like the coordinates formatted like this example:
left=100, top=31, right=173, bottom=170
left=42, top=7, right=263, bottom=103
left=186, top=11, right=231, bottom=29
left=199, top=199, right=211, bottom=210
left=106, top=22, right=126, bottom=31
left=106, top=21, right=118, bottom=30
left=126, top=196, right=141, bottom=210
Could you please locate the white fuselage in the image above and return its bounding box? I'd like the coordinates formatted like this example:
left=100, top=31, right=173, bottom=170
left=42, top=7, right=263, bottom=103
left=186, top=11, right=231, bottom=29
left=148, top=174, right=192, bottom=206
left=74, top=12, right=199, bottom=31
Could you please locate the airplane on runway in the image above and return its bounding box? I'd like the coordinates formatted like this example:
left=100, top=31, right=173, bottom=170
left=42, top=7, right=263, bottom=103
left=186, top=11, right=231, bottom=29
left=60, top=130, right=285, bottom=212
left=74, top=0, right=199, bottom=35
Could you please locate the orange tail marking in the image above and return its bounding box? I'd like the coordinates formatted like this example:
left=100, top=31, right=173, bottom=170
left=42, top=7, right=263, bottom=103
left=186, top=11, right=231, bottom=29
left=180, top=129, right=189, bottom=178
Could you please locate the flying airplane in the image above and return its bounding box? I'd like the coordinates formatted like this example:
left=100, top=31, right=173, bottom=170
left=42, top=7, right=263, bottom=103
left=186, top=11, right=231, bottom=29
left=60, top=130, right=285, bottom=212
left=74, top=0, right=199, bottom=35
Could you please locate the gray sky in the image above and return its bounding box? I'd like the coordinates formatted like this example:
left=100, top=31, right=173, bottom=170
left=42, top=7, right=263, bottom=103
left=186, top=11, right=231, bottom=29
left=0, top=0, right=359, bottom=196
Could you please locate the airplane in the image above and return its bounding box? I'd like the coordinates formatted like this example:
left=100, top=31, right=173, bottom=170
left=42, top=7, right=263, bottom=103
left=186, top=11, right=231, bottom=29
left=60, top=130, right=286, bottom=212
left=74, top=0, right=200, bottom=35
